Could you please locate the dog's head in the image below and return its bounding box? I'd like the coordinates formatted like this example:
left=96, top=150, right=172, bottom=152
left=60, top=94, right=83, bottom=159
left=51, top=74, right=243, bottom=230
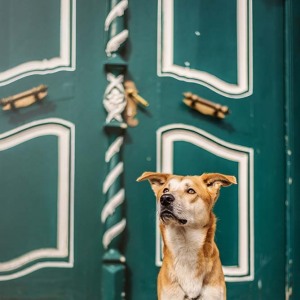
left=137, top=172, right=237, bottom=227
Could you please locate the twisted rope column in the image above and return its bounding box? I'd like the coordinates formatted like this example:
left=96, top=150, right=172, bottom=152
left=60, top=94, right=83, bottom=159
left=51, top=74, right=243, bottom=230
left=102, top=0, right=128, bottom=299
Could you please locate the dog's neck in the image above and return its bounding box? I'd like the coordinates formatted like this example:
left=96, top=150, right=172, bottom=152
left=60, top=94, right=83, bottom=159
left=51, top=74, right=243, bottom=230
left=161, top=212, right=217, bottom=260
left=161, top=213, right=217, bottom=299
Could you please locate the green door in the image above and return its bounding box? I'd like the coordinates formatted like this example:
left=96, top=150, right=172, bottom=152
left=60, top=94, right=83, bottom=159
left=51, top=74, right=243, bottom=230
left=0, top=0, right=296, bottom=299
left=0, top=0, right=108, bottom=298
left=125, top=0, right=287, bottom=299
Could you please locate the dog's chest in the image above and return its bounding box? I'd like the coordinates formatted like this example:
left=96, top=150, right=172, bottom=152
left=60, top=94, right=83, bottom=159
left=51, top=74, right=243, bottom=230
left=165, top=227, right=206, bottom=298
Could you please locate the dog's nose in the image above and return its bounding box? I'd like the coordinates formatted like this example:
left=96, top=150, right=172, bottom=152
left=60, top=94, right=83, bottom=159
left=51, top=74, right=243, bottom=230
left=160, top=194, right=175, bottom=206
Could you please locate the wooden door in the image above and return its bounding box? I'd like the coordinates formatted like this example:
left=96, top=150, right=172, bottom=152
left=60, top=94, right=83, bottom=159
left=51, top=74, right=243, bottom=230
left=124, top=0, right=287, bottom=299
left=0, top=0, right=107, bottom=298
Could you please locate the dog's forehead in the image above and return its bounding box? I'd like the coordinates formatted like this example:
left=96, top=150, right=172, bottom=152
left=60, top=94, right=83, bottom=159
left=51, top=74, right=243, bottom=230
left=167, top=177, right=195, bottom=190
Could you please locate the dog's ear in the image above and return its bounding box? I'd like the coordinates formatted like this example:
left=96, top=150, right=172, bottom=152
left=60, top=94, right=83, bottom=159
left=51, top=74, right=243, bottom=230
left=201, top=173, right=237, bottom=202
left=137, top=172, right=170, bottom=196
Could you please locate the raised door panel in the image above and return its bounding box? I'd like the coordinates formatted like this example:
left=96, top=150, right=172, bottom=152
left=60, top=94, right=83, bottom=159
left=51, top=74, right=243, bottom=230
left=0, top=119, right=74, bottom=281
left=0, top=0, right=107, bottom=298
left=156, top=124, right=254, bottom=282
left=125, top=0, right=286, bottom=299
left=0, top=0, right=75, bottom=86
left=158, top=0, right=252, bottom=98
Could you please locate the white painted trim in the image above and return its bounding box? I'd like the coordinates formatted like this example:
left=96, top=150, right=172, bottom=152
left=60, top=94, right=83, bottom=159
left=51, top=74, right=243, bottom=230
left=156, top=124, right=254, bottom=282
left=157, top=0, right=253, bottom=98
left=0, top=118, right=75, bottom=281
left=105, top=136, right=124, bottom=163
left=102, top=219, right=126, bottom=249
left=103, top=73, right=126, bottom=123
left=105, top=0, right=128, bottom=31
left=102, top=162, right=124, bottom=194
left=0, top=0, right=76, bottom=86
left=105, top=29, right=129, bottom=56
left=101, top=188, right=125, bottom=223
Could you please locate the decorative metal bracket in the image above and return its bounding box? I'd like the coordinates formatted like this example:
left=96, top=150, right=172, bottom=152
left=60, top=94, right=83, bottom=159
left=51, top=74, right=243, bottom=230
left=183, top=92, right=229, bottom=119
left=0, top=85, right=48, bottom=111
left=124, top=80, right=149, bottom=127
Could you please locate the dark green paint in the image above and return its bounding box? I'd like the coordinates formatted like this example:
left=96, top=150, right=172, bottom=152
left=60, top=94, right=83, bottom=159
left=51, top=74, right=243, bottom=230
left=0, top=136, right=58, bottom=262
left=0, top=0, right=298, bottom=299
left=0, top=0, right=107, bottom=298
left=173, top=0, right=238, bottom=83
left=285, top=0, right=300, bottom=299
left=0, top=0, right=61, bottom=70
left=125, top=0, right=287, bottom=299
left=102, top=265, right=125, bottom=300
left=101, top=0, right=128, bottom=297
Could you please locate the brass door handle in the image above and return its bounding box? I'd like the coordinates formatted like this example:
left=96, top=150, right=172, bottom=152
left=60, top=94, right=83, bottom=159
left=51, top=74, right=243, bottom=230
left=124, top=81, right=149, bottom=127
left=0, top=85, right=48, bottom=111
left=183, top=92, right=229, bottom=119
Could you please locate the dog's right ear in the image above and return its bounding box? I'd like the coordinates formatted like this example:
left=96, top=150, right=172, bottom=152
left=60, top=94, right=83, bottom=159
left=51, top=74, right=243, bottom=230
left=137, top=172, right=170, bottom=196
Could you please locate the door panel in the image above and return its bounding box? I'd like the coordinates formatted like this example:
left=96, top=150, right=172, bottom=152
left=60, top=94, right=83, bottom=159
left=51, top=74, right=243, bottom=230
left=158, top=0, right=252, bottom=97
left=0, top=0, right=107, bottom=298
left=0, top=0, right=75, bottom=86
left=0, top=0, right=290, bottom=298
left=126, top=0, right=286, bottom=299
left=156, top=124, right=254, bottom=281
left=0, top=120, right=74, bottom=281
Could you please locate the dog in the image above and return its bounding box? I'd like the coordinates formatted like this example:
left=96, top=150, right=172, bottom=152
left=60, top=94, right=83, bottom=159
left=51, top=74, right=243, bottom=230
left=137, top=172, right=237, bottom=300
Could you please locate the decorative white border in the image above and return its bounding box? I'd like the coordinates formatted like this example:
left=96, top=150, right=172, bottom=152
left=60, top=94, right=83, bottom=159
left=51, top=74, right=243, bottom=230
left=0, top=118, right=75, bottom=281
left=0, top=0, right=76, bottom=86
left=101, top=135, right=126, bottom=249
left=156, top=124, right=254, bottom=281
left=157, top=0, right=253, bottom=98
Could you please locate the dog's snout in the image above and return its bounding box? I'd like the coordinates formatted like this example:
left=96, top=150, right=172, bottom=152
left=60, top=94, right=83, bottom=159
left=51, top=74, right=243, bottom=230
left=160, top=194, right=175, bottom=206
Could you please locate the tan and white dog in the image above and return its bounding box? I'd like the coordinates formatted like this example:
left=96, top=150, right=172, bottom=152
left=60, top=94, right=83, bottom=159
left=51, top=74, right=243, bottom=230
left=137, top=172, right=237, bottom=300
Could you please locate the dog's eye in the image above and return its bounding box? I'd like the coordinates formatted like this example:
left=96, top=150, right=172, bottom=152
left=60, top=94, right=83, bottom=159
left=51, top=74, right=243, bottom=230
left=163, top=188, right=169, bottom=193
left=187, top=188, right=196, bottom=194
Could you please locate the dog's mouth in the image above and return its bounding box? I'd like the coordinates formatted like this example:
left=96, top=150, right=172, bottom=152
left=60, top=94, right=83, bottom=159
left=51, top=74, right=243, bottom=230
left=160, top=210, right=187, bottom=225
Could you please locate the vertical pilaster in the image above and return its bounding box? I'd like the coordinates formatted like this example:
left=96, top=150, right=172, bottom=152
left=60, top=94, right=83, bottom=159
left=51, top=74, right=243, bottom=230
left=102, top=0, right=128, bottom=299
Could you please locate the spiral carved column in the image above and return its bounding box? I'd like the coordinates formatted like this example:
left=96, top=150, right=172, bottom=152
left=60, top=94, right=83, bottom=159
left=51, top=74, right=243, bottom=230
left=101, top=0, right=128, bottom=299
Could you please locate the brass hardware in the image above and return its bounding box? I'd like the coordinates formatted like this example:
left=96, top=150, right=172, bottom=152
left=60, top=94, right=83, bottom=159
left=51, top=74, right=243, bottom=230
left=0, top=84, right=48, bottom=111
left=124, top=81, right=149, bottom=127
left=183, top=92, right=229, bottom=119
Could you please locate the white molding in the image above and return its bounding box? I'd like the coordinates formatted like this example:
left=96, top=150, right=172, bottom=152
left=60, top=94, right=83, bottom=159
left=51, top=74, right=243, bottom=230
left=156, top=124, right=254, bottom=282
left=103, top=73, right=127, bottom=123
left=101, top=189, right=125, bottom=223
left=0, top=118, right=75, bottom=281
left=157, top=0, right=253, bottom=98
left=105, top=29, right=129, bottom=56
left=102, top=219, right=126, bottom=249
left=105, top=136, right=124, bottom=163
left=104, top=0, right=128, bottom=31
left=102, top=162, right=124, bottom=194
left=0, top=0, right=76, bottom=86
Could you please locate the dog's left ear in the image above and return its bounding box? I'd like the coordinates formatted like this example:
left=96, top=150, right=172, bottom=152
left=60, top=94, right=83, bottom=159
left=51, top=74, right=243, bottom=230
left=201, top=173, right=237, bottom=202
left=137, top=171, right=170, bottom=196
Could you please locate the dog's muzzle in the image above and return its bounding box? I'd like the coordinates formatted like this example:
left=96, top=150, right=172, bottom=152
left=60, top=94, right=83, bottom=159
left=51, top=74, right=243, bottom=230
left=160, top=193, right=175, bottom=207
left=159, top=194, right=187, bottom=225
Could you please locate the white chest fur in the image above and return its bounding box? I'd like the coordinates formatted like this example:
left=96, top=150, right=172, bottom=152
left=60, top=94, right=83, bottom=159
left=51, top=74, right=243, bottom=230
left=164, top=226, right=207, bottom=299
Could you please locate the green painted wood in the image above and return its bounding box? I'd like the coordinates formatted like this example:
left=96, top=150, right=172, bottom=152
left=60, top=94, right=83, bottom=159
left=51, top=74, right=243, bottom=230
left=173, top=0, right=238, bottom=84
left=0, top=136, right=58, bottom=262
left=102, top=265, right=125, bottom=300
left=0, top=0, right=108, bottom=298
left=0, top=0, right=61, bottom=71
left=285, top=0, right=300, bottom=299
left=0, top=0, right=297, bottom=299
left=101, top=0, right=128, bottom=299
left=124, top=0, right=287, bottom=299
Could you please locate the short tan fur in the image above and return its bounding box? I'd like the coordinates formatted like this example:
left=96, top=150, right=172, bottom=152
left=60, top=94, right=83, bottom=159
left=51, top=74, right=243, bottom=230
left=137, top=172, right=237, bottom=300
